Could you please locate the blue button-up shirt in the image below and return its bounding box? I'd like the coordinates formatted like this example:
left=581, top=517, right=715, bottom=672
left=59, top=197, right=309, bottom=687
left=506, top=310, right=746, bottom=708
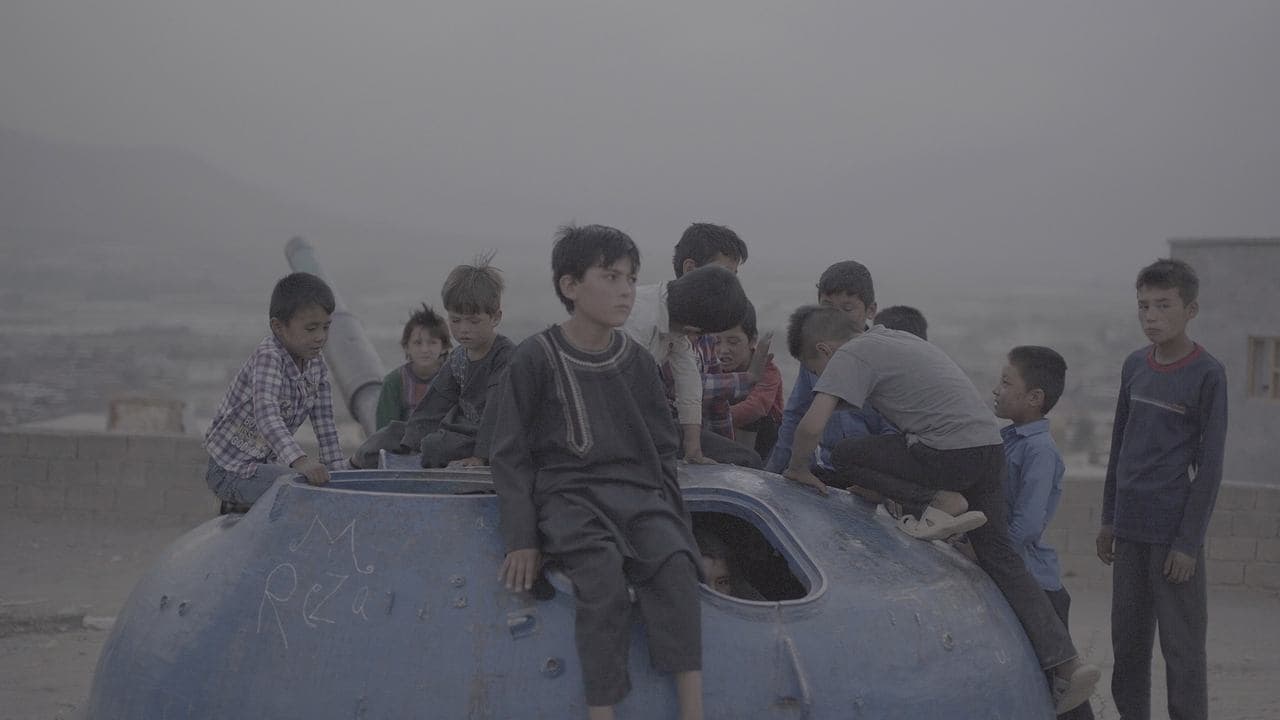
left=1001, top=418, right=1065, bottom=591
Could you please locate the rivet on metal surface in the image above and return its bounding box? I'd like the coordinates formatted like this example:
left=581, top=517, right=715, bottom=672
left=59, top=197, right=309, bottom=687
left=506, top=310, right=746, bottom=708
left=450, top=575, right=466, bottom=588
left=541, top=657, right=564, bottom=678
left=159, top=595, right=168, bottom=610
left=508, top=612, right=538, bottom=639
left=453, top=595, right=468, bottom=609
left=941, top=632, right=955, bottom=651
left=177, top=601, right=189, bottom=616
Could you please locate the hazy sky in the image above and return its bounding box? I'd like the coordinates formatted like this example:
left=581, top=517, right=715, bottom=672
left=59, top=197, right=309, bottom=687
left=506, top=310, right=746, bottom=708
left=3, top=1, right=1278, bottom=289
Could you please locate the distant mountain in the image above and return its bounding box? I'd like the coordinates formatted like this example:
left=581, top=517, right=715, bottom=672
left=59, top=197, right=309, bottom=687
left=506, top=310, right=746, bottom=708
left=0, top=127, right=432, bottom=300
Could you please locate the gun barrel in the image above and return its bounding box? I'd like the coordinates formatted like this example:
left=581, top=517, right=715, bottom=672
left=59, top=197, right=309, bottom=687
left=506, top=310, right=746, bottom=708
left=284, top=236, right=384, bottom=437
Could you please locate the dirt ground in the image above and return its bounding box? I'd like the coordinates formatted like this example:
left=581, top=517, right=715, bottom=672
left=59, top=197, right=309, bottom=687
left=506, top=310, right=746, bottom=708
left=2, top=515, right=1278, bottom=720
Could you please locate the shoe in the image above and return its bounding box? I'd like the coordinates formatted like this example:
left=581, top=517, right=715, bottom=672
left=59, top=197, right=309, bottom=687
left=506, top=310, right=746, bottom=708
left=897, top=506, right=987, bottom=540
left=1052, top=663, right=1101, bottom=713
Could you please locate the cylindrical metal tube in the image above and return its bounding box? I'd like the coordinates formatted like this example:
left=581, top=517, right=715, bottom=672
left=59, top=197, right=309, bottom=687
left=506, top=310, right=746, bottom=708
left=284, top=236, right=385, bottom=437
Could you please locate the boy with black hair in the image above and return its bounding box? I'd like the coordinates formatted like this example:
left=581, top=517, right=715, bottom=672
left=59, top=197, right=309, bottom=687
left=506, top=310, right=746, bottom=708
left=204, top=272, right=346, bottom=509
left=624, top=263, right=767, bottom=468
left=994, top=346, right=1094, bottom=720
left=493, top=224, right=704, bottom=720
left=1097, top=258, right=1227, bottom=720
left=671, top=223, right=750, bottom=439
left=765, top=260, right=893, bottom=475
left=374, top=303, right=452, bottom=429
left=703, top=301, right=784, bottom=460
left=875, top=305, right=928, bottom=340
left=350, top=255, right=514, bottom=469
left=782, top=305, right=1099, bottom=713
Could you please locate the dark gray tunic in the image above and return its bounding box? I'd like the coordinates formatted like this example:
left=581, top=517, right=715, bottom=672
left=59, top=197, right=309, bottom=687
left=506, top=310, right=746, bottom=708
left=491, top=325, right=698, bottom=580
left=399, top=335, right=514, bottom=459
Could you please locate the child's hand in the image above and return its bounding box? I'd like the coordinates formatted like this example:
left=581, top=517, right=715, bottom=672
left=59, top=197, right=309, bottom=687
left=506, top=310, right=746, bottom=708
left=1095, top=525, right=1115, bottom=565
left=681, top=451, right=717, bottom=465
left=291, top=456, right=330, bottom=486
left=499, top=548, right=542, bottom=591
left=1163, top=549, right=1197, bottom=583
left=449, top=456, right=487, bottom=468
left=747, top=331, right=775, bottom=384
left=783, top=466, right=828, bottom=496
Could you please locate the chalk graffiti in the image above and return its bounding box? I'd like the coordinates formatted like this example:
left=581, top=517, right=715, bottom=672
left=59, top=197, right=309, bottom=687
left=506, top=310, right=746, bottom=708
left=302, top=572, right=349, bottom=628
left=289, top=515, right=375, bottom=575
left=257, top=563, right=298, bottom=649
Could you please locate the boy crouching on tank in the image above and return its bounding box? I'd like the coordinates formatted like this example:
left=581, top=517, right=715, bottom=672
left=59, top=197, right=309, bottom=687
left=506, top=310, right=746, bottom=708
left=492, top=225, right=704, bottom=720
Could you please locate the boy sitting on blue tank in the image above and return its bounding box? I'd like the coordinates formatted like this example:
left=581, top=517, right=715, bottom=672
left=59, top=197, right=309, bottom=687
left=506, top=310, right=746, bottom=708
left=373, top=303, right=451, bottom=429
left=671, top=222, right=751, bottom=442
left=765, top=260, right=894, bottom=477
left=992, top=345, right=1095, bottom=720
left=781, top=305, right=1099, bottom=713
left=623, top=261, right=767, bottom=469
left=703, top=301, right=784, bottom=461
left=1096, top=258, right=1227, bottom=720
left=493, top=224, right=704, bottom=720
left=350, top=255, right=514, bottom=469
left=203, top=272, right=347, bottom=510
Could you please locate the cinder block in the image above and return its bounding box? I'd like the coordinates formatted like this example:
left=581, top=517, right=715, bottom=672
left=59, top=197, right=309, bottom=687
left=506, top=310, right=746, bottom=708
left=163, top=485, right=213, bottom=515
left=125, top=435, right=177, bottom=460
left=1206, top=512, right=1233, bottom=539
left=172, top=438, right=210, bottom=465
left=1207, top=538, right=1257, bottom=562
left=0, top=432, right=27, bottom=456
left=25, top=432, right=73, bottom=459
left=15, top=481, right=67, bottom=512
left=0, top=478, right=17, bottom=508
left=65, top=484, right=117, bottom=512
left=75, top=434, right=129, bottom=462
left=147, top=462, right=206, bottom=491
left=46, top=459, right=102, bottom=487
left=2, top=457, right=48, bottom=484
left=1208, top=561, right=1244, bottom=586
left=1215, top=484, right=1258, bottom=511
left=1232, top=513, right=1280, bottom=539
left=115, top=486, right=169, bottom=518
left=1254, top=489, right=1280, bottom=514
left=106, top=461, right=152, bottom=489
left=1244, top=562, right=1280, bottom=590
left=1257, top=539, right=1280, bottom=563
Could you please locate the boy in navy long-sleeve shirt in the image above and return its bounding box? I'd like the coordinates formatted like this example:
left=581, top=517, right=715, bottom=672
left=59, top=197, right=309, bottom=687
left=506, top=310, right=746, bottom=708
left=1097, top=258, right=1228, bottom=720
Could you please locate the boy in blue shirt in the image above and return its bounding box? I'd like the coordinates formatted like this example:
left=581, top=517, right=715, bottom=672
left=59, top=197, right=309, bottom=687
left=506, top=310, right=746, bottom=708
left=765, top=261, right=892, bottom=476
left=1097, top=258, right=1228, bottom=720
left=993, top=345, right=1094, bottom=720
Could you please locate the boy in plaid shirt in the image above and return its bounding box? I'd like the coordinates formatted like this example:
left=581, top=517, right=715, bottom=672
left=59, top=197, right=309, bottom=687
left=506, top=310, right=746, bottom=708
left=203, top=272, right=347, bottom=509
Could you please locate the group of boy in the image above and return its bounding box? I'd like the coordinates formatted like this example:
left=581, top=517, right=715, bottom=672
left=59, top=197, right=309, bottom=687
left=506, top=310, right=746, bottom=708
left=202, top=217, right=1226, bottom=719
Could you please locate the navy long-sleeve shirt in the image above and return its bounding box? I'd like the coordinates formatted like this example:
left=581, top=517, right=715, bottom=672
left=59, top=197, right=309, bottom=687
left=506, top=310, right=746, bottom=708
left=1102, top=345, right=1228, bottom=555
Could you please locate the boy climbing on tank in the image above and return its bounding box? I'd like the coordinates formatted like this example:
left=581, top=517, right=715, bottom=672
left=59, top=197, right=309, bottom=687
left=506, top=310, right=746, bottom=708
left=492, top=224, right=705, bottom=720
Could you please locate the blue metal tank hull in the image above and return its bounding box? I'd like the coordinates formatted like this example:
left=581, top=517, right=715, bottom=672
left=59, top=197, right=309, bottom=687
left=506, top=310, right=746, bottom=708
left=86, top=466, right=1055, bottom=719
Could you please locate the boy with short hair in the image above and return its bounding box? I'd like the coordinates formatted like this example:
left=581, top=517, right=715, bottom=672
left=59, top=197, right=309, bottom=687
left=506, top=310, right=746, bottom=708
left=351, top=255, right=514, bottom=469
left=782, top=305, right=1099, bottom=713
left=671, top=223, right=750, bottom=440
left=703, top=302, right=784, bottom=460
left=1097, top=258, right=1227, bottom=720
left=765, top=260, right=892, bottom=475
left=374, top=303, right=452, bottom=429
left=994, top=346, right=1094, bottom=720
left=203, top=272, right=347, bottom=508
left=875, top=305, right=928, bottom=340
left=493, top=224, right=704, bottom=720
left=623, top=263, right=765, bottom=468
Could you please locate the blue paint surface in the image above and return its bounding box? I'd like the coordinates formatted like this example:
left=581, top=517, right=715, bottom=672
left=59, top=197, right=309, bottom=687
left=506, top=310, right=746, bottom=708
left=86, top=466, right=1055, bottom=719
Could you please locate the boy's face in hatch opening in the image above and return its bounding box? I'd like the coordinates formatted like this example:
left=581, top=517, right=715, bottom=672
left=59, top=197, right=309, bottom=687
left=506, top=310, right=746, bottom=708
left=271, top=304, right=332, bottom=367
left=701, top=555, right=732, bottom=595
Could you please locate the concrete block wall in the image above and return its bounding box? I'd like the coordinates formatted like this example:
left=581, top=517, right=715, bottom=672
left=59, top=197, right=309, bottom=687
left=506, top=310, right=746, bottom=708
left=2, top=429, right=1279, bottom=590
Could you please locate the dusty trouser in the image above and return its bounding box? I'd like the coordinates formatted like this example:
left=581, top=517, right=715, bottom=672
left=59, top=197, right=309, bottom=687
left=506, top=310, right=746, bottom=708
left=829, top=434, right=1079, bottom=671
left=1110, top=539, right=1207, bottom=720
left=204, top=458, right=294, bottom=506
left=556, top=543, right=702, bottom=706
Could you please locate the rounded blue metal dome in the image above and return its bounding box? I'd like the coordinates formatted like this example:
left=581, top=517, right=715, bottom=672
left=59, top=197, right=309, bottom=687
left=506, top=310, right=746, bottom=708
left=86, top=465, right=1055, bottom=719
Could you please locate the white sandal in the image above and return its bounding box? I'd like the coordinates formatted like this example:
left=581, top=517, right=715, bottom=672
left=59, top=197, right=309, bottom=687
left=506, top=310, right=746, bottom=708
left=897, top=506, right=987, bottom=541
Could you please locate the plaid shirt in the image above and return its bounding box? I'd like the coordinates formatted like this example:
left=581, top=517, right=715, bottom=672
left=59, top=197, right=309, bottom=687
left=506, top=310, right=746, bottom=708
left=702, top=370, right=750, bottom=439
left=204, top=335, right=345, bottom=477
